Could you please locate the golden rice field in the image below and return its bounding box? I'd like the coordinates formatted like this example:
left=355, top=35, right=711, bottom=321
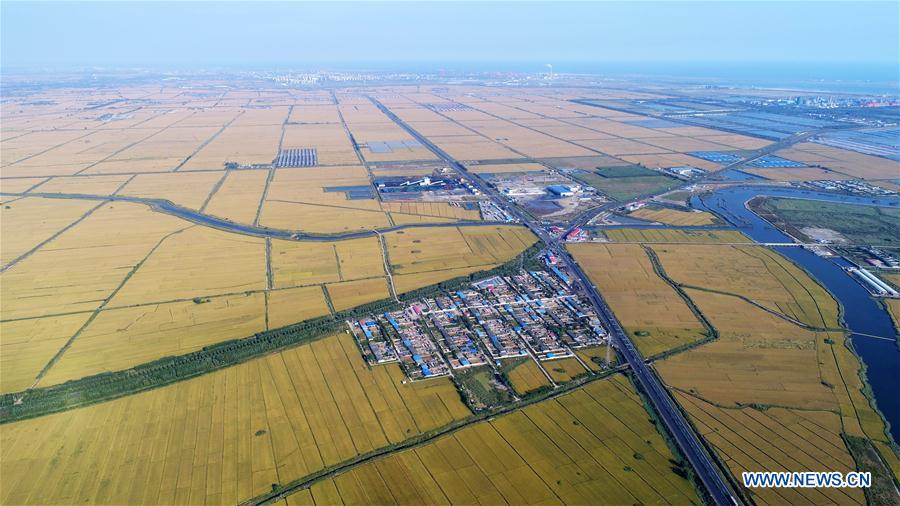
left=429, top=135, right=522, bottom=161
left=620, top=153, right=722, bottom=172
left=1, top=192, right=534, bottom=391
left=0, top=177, right=47, bottom=194
left=33, top=174, right=134, bottom=195
left=658, top=290, right=839, bottom=410
left=181, top=124, right=284, bottom=170
left=569, top=243, right=708, bottom=357
left=0, top=196, right=99, bottom=265
left=883, top=274, right=900, bottom=332
left=628, top=206, right=719, bottom=226
left=326, top=278, right=391, bottom=312
left=886, top=298, right=900, bottom=334
left=385, top=225, right=536, bottom=275
left=387, top=213, right=456, bottom=225
left=202, top=170, right=270, bottom=224
left=466, top=162, right=547, bottom=174
left=392, top=264, right=492, bottom=294
left=0, top=313, right=90, bottom=393
left=261, top=200, right=393, bottom=233
left=543, top=357, right=588, bottom=383
left=108, top=226, right=267, bottom=306
left=674, top=391, right=865, bottom=505
left=284, top=375, right=699, bottom=505
left=381, top=201, right=481, bottom=221
left=575, top=345, right=615, bottom=371
left=602, top=228, right=751, bottom=244
left=1, top=202, right=188, bottom=322
left=0, top=333, right=471, bottom=505
left=649, top=244, right=897, bottom=500
left=271, top=236, right=383, bottom=288
left=504, top=359, right=551, bottom=395
left=8, top=83, right=896, bottom=504
left=40, top=293, right=268, bottom=387
left=266, top=286, right=331, bottom=330
left=119, top=172, right=225, bottom=209
left=651, top=244, right=839, bottom=329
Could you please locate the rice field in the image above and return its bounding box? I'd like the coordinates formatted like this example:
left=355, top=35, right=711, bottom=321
left=466, top=162, right=547, bottom=174
left=120, top=172, right=224, bottom=209
left=628, top=207, right=719, bottom=226
left=266, top=286, right=331, bottom=329
left=649, top=244, right=896, bottom=498
left=674, top=391, right=865, bottom=505
left=543, top=357, right=588, bottom=383
left=392, top=265, right=491, bottom=294
left=385, top=225, right=536, bottom=275
left=271, top=237, right=383, bottom=288
left=568, top=243, right=708, bottom=357
left=107, top=226, right=267, bottom=306
left=1, top=194, right=533, bottom=391
left=504, top=359, right=551, bottom=395
left=740, top=166, right=852, bottom=182
left=284, top=375, right=699, bottom=505
left=202, top=170, right=269, bottom=223
left=381, top=201, right=481, bottom=221
left=181, top=124, right=285, bottom=170
left=0, top=333, right=471, bottom=505
left=7, top=84, right=894, bottom=504
left=886, top=298, right=900, bottom=334
left=33, top=174, right=134, bottom=195
left=326, top=278, right=391, bottom=312
left=651, top=244, right=839, bottom=329
left=575, top=345, right=615, bottom=371
left=0, top=196, right=99, bottom=265
left=601, top=228, right=751, bottom=243
left=40, top=292, right=268, bottom=386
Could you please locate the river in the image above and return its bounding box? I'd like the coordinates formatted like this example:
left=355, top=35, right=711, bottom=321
left=692, top=186, right=899, bottom=442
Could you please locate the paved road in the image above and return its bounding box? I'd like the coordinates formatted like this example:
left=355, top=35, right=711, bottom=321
left=372, top=96, right=741, bottom=505
left=0, top=191, right=509, bottom=242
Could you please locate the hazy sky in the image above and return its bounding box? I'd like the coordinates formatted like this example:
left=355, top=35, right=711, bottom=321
left=2, top=1, right=898, bottom=72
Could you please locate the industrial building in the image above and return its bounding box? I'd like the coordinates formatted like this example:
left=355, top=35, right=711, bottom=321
left=546, top=185, right=575, bottom=197
left=374, top=175, right=466, bottom=194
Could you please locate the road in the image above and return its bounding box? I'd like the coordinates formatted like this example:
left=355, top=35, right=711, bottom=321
left=0, top=191, right=509, bottom=242
left=557, top=248, right=739, bottom=505
left=372, top=97, right=741, bottom=505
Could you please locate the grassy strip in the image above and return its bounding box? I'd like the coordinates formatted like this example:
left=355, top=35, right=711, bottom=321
left=843, top=435, right=900, bottom=506
left=0, top=241, right=544, bottom=424
left=623, top=369, right=726, bottom=506
left=640, top=246, right=719, bottom=361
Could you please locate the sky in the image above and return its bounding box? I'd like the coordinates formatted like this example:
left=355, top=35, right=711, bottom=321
left=2, top=1, right=898, bottom=76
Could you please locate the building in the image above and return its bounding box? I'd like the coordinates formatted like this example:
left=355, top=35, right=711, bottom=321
left=546, top=185, right=574, bottom=197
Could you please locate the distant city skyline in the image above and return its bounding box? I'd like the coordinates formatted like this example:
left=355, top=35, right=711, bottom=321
left=2, top=1, right=898, bottom=77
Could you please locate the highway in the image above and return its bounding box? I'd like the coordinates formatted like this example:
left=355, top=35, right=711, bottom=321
left=372, top=96, right=741, bottom=505
left=556, top=247, right=739, bottom=505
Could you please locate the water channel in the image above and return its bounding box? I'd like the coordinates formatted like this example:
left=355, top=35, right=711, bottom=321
left=693, top=186, right=899, bottom=441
